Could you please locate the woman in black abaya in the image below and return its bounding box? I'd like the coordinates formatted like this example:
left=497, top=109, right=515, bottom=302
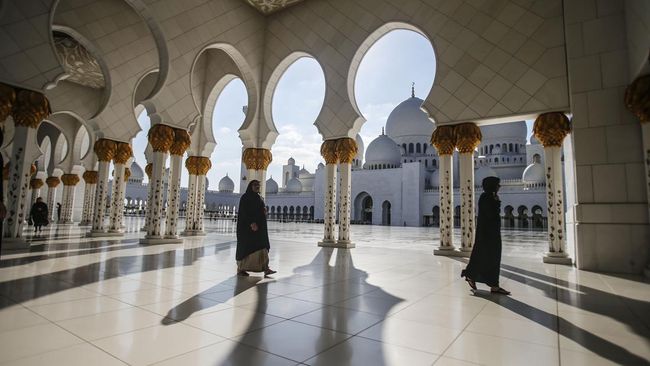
left=461, top=176, right=510, bottom=295
left=236, top=180, right=276, bottom=277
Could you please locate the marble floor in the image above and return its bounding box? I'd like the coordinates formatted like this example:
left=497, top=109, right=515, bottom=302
left=0, top=219, right=648, bottom=365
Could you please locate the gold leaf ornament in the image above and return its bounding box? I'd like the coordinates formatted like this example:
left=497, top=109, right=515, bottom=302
left=148, top=124, right=175, bottom=153
left=335, top=138, right=358, bottom=164
left=454, top=123, right=482, bottom=153
left=320, top=140, right=339, bottom=164
left=94, top=139, right=118, bottom=162
left=243, top=148, right=272, bottom=170
left=431, top=126, right=456, bottom=155
left=533, top=112, right=571, bottom=147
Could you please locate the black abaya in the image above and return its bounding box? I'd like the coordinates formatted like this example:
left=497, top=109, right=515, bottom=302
left=236, top=183, right=270, bottom=261
left=461, top=191, right=502, bottom=287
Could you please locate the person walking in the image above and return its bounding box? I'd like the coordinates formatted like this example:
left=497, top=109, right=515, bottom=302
left=461, top=176, right=510, bottom=295
left=236, top=180, right=276, bottom=277
left=56, top=202, right=62, bottom=222
left=30, top=197, right=49, bottom=234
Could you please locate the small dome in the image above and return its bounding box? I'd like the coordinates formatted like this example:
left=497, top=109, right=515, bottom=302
left=286, top=177, right=302, bottom=193
left=475, top=165, right=499, bottom=185
left=288, top=157, right=295, bottom=165
left=218, top=174, right=234, bottom=192
left=266, top=176, right=278, bottom=194
left=298, top=167, right=310, bottom=178
left=365, top=134, right=401, bottom=168
left=129, top=162, right=144, bottom=180
left=480, top=121, right=527, bottom=140
left=385, top=97, right=435, bottom=142
left=317, top=162, right=325, bottom=169
left=522, top=161, right=545, bottom=183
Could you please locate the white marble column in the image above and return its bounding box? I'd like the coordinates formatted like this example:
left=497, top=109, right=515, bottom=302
left=45, top=177, right=60, bottom=222
left=459, top=153, right=475, bottom=255
left=60, top=174, right=79, bottom=224
left=435, top=154, right=455, bottom=253
left=336, top=162, right=353, bottom=247
left=164, top=154, right=183, bottom=238
left=642, top=121, right=650, bottom=277
left=90, top=139, right=117, bottom=235
left=79, top=171, right=97, bottom=226
left=195, top=174, right=207, bottom=232
left=183, top=173, right=197, bottom=234
left=29, top=178, right=43, bottom=209
left=142, top=163, right=152, bottom=232
left=145, top=151, right=168, bottom=239
left=319, top=163, right=338, bottom=246
left=108, top=163, right=126, bottom=233
left=534, top=113, right=572, bottom=265
left=2, top=164, right=8, bottom=204
left=4, top=125, right=42, bottom=246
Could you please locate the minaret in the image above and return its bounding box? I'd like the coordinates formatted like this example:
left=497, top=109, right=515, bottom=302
left=411, top=82, right=415, bottom=98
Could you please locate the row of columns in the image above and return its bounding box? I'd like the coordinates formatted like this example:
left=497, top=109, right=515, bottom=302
left=430, top=113, right=572, bottom=264
left=318, top=137, right=358, bottom=248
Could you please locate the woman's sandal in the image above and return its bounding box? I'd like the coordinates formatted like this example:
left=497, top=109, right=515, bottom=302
left=465, top=277, right=477, bottom=291
left=490, top=287, right=511, bottom=295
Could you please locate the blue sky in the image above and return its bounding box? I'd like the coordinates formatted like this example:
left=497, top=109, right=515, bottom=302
left=133, top=30, right=532, bottom=191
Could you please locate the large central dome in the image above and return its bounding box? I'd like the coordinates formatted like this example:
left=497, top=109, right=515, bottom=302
left=385, top=96, right=435, bottom=143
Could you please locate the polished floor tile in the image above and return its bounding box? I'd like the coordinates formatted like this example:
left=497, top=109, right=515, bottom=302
left=0, top=219, right=648, bottom=366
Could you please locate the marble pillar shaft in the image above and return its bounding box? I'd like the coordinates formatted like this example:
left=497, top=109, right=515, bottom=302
left=165, top=154, right=182, bottom=237
left=61, top=184, right=75, bottom=223
left=92, top=161, right=111, bottom=232
left=46, top=186, right=57, bottom=221
left=438, top=154, right=454, bottom=249
left=195, top=175, right=207, bottom=232
left=184, top=174, right=197, bottom=232
left=147, top=151, right=168, bottom=238
left=338, top=163, right=352, bottom=243
left=4, top=126, right=38, bottom=239
left=109, top=163, right=125, bottom=232
left=246, top=169, right=267, bottom=198
left=80, top=183, right=96, bottom=225
left=459, top=153, right=475, bottom=251
left=30, top=188, right=41, bottom=208
left=641, top=123, right=650, bottom=276
left=543, top=145, right=567, bottom=256
left=322, top=164, right=338, bottom=243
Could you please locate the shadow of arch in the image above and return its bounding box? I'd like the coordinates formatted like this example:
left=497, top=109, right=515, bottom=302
left=347, top=22, right=438, bottom=127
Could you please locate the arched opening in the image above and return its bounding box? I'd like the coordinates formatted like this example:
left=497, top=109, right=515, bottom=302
left=517, top=205, right=529, bottom=229
left=432, top=206, right=440, bottom=227
left=504, top=205, right=515, bottom=228
left=381, top=201, right=391, bottom=226
left=133, top=106, right=150, bottom=184
left=532, top=205, right=544, bottom=228
left=268, top=56, right=325, bottom=184
left=354, top=192, right=373, bottom=224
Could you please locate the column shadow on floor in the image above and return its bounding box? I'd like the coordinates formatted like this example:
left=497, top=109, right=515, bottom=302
left=458, top=259, right=650, bottom=365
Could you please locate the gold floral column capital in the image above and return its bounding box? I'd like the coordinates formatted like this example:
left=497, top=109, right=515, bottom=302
left=335, top=138, right=358, bottom=164
left=169, top=129, right=191, bottom=156
left=148, top=124, right=175, bottom=153
left=145, top=163, right=153, bottom=179
left=431, top=125, right=456, bottom=155
left=195, top=157, right=212, bottom=175
left=3, top=163, right=9, bottom=181
left=243, top=148, right=272, bottom=170
left=45, top=176, right=60, bottom=188
left=454, top=123, right=482, bottom=153
left=124, top=168, right=131, bottom=180
left=12, top=89, right=50, bottom=128
left=113, top=143, right=133, bottom=164
left=29, top=178, right=44, bottom=189
left=94, top=139, right=118, bottom=162
left=624, top=74, right=650, bottom=123
left=82, top=171, right=98, bottom=184
left=533, top=112, right=571, bottom=147
left=320, top=140, right=339, bottom=164
left=61, top=174, right=80, bottom=186
left=0, top=83, right=16, bottom=122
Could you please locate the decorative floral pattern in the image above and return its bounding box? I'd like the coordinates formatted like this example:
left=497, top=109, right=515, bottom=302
left=53, top=33, right=105, bottom=89
left=338, top=163, right=352, bottom=242
left=242, top=0, right=305, bottom=15
left=92, top=162, right=110, bottom=231
left=323, top=164, right=337, bottom=242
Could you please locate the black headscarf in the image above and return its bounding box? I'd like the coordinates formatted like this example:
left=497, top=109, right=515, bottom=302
left=482, top=176, right=500, bottom=193
left=236, top=180, right=270, bottom=260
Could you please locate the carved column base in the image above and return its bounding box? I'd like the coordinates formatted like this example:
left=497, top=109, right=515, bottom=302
left=543, top=252, right=573, bottom=265
left=434, top=248, right=470, bottom=257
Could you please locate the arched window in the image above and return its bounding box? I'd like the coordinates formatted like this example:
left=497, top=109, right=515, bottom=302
left=409, top=143, right=414, bottom=153
left=423, top=145, right=427, bottom=154
left=424, top=160, right=428, bottom=167
left=416, top=143, right=421, bottom=153
left=490, top=145, right=493, bottom=154
left=509, top=143, right=513, bottom=152
left=433, top=159, right=437, bottom=167
left=402, top=143, right=407, bottom=153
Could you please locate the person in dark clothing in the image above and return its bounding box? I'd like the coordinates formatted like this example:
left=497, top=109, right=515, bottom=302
left=56, top=202, right=62, bottom=222
left=30, top=197, right=49, bottom=234
left=236, top=180, right=276, bottom=277
left=0, top=129, right=5, bottom=254
left=461, top=176, right=510, bottom=295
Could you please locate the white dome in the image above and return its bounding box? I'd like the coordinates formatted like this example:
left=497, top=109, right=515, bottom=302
left=522, top=162, right=545, bottom=183
left=480, top=121, right=527, bottom=140
left=286, top=177, right=302, bottom=193
left=475, top=165, right=499, bottom=185
left=266, top=177, right=278, bottom=194
left=129, top=162, right=144, bottom=180
left=365, top=134, right=402, bottom=167
left=218, top=174, right=234, bottom=192
left=385, top=97, right=435, bottom=142
left=317, top=162, right=325, bottom=169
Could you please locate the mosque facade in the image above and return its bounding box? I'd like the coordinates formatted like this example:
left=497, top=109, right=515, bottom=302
left=122, top=94, right=550, bottom=229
